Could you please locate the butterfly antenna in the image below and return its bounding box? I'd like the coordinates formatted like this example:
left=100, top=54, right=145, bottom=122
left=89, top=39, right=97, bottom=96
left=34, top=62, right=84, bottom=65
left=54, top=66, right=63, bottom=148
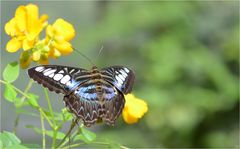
left=73, top=48, right=95, bottom=66
left=98, top=45, right=104, bottom=58
left=95, top=45, right=104, bottom=64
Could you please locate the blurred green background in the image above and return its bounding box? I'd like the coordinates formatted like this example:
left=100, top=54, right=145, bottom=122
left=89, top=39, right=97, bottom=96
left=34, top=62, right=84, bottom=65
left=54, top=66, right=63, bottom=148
left=1, top=1, right=239, bottom=148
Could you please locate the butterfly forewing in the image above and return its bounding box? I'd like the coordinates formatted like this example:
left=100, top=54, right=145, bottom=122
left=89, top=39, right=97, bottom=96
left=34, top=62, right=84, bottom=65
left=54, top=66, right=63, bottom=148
left=28, top=65, right=90, bottom=94
left=100, top=66, right=135, bottom=94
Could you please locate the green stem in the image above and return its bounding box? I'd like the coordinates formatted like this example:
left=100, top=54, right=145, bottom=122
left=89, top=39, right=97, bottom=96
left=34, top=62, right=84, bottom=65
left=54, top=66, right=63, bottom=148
left=13, top=114, right=20, bottom=134
left=61, top=141, right=129, bottom=149
left=57, top=119, right=79, bottom=148
left=61, top=143, right=84, bottom=149
left=43, top=88, right=56, bottom=125
left=20, top=80, right=34, bottom=103
left=43, top=88, right=58, bottom=149
left=38, top=108, right=54, bottom=127
left=52, top=131, right=57, bottom=149
left=40, top=110, right=46, bottom=149
left=92, top=142, right=129, bottom=149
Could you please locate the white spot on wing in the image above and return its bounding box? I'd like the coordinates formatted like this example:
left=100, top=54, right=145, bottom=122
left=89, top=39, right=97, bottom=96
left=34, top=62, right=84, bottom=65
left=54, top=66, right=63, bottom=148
left=53, top=74, right=63, bottom=81
left=35, top=66, right=44, bottom=72
left=49, top=73, right=54, bottom=78
left=43, top=68, right=51, bottom=73
left=120, top=70, right=127, bottom=78
left=69, top=69, right=75, bottom=73
left=116, top=75, right=123, bottom=85
left=58, top=70, right=64, bottom=73
left=44, top=69, right=56, bottom=76
left=60, top=75, right=71, bottom=84
left=124, top=68, right=130, bottom=73
left=118, top=74, right=126, bottom=81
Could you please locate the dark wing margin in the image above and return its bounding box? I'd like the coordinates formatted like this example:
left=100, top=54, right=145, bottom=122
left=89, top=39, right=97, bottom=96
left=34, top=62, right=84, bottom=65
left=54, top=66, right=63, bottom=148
left=100, top=66, right=135, bottom=94
left=28, top=65, right=89, bottom=94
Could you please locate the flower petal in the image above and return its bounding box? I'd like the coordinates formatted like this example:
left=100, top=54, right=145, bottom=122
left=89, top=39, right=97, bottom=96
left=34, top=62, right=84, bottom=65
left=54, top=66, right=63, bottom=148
left=122, top=110, right=139, bottom=124
left=6, top=38, right=22, bottom=53
left=15, top=5, right=27, bottom=32
left=22, top=38, right=35, bottom=50
left=40, top=14, right=48, bottom=27
left=25, top=4, right=39, bottom=32
left=46, top=25, right=54, bottom=38
left=52, top=40, right=73, bottom=55
left=25, top=4, right=46, bottom=41
left=52, top=18, right=75, bottom=41
left=122, top=94, right=148, bottom=124
left=5, top=18, right=17, bottom=36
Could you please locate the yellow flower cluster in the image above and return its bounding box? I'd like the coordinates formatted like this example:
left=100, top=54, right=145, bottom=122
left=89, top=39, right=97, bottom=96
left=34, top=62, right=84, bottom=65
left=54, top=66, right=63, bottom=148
left=5, top=4, right=75, bottom=68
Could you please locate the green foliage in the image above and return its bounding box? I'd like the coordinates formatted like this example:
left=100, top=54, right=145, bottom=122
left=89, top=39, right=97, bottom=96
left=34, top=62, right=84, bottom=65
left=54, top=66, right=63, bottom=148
left=74, top=127, right=96, bottom=143
left=0, top=131, right=33, bottom=149
left=3, top=61, right=19, bottom=83
left=26, top=125, right=65, bottom=140
left=4, top=83, right=17, bottom=102
left=26, top=93, right=39, bottom=108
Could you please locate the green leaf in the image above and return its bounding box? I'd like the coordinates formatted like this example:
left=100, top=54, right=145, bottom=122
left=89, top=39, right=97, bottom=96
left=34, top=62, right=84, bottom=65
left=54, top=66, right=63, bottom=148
left=3, top=61, right=19, bottom=83
left=27, top=93, right=39, bottom=107
left=4, top=83, right=17, bottom=102
left=25, top=125, right=65, bottom=140
left=22, top=144, right=40, bottom=148
left=0, top=131, right=21, bottom=147
left=14, top=98, right=24, bottom=107
left=74, top=127, right=96, bottom=143
left=55, top=108, right=73, bottom=121
left=25, top=125, right=42, bottom=134
left=45, top=131, right=65, bottom=140
left=73, top=134, right=86, bottom=142
left=108, top=142, right=121, bottom=149
left=16, top=108, right=39, bottom=117
left=7, top=144, right=29, bottom=149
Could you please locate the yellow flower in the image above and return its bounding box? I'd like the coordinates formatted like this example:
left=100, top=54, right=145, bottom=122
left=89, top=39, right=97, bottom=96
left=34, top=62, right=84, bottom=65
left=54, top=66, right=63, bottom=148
left=123, top=94, right=148, bottom=124
left=46, top=18, right=75, bottom=57
left=5, top=4, right=48, bottom=52
left=4, top=3, right=76, bottom=69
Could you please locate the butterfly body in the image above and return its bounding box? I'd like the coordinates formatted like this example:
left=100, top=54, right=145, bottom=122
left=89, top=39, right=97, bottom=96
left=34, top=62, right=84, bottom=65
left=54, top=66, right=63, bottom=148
left=28, top=65, right=134, bottom=126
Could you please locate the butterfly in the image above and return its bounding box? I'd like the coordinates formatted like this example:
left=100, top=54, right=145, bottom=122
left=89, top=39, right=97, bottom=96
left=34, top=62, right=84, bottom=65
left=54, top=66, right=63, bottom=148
left=28, top=65, right=135, bottom=127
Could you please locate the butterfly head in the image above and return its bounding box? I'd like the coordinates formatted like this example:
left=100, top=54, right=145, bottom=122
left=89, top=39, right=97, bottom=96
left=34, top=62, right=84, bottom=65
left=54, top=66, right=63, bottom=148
left=91, top=66, right=98, bottom=70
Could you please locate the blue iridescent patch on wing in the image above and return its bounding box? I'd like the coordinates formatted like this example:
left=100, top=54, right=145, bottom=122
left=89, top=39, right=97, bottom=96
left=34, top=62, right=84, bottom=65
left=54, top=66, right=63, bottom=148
left=64, top=79, right=81, bottom=91
left=75, top=85, right=98, bottom=101
left=102, top=85, right=117, bottom=101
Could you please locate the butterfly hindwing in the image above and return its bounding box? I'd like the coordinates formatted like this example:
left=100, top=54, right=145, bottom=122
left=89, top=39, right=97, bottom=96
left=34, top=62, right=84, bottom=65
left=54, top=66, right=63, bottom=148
left=100, top=66, right=135, bottom=94
left=64, top=79, right=125, bottom=126
left=103, top=92, right=125, bottom=125
left=28, top=65, right=90, bottom=94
